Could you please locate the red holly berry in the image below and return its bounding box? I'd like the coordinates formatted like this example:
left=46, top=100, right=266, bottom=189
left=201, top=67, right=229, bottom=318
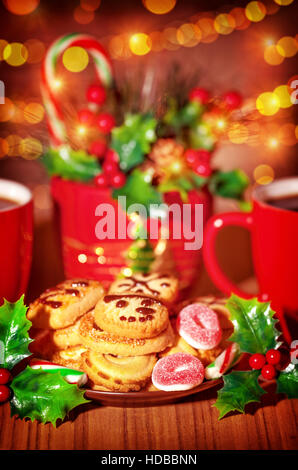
left=77, top=109, right=94, bottom=125
left=266, top=349, right=281, bottom=366
left=194, top=162, right=212, bottom=178
left=261, top=364, right=276, bottom=380
left=86, top=84, right=106, bottom=105
left=88, top=140, right=107, bottom=159
left=110, top=171, right=126, bottom=189
left=103, top=161, right=119, bottom=175
left=96, top=113, right=115, bottom=134
left=0, top=368, right=11, bottom=385
left=249, top=353, right=266, bottom=370
left=94, top=173, right=109, bottom=188
left=185, top=149, right=200, bottom=167
left=105, top=149, right=119, bottom=164
left=189, top=87, right=210, bottom=105
left=0, top=385, right=10, bottom=403
left=221, top=91, right=242, bottom=110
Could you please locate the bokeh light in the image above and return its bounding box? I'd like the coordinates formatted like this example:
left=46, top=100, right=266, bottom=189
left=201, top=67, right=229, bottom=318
left=0, top=40, right=9, bottom=60
left=3, top=42, right=28, bottom=66
left=6, top=134, right=22, bottom=156
left=197, top=18, right=218, bottom=43
left=24, top=39, right=45, bottom=64
left=73, top=5, right=94, bottom=24
left=254, top=164, right=274, bottom=185
left=230, top=8, right=251, bottom=30
left=176, top=23, right=201, bottom=47
left=129, top=33, right=152, bottom=55
left=4, top=0, right=39, bottom=15
left=273, top=0, right=294, bottom=5
left=264, top=45, right=284, bottom=65
left=273, top=85, right=292, bottom=108
left=63, top=47, right=89, bottom=72
left=142, top=0, right=176, bottom=15
left=256, top=92, right=280, bottom=115
left=214, top=13, right=235, bottom=35
left=80, top=0, right=101, bottom=11
left=10, top=101, right=26, bottom=123
left=0, top=138, right=9, bottom=158
left=245, top=2, right=266, bottom=22
left=24, top=102, right=45, bottom=124
left=78, top=253, right=87, bottom=263
left=19, top=137, right=43, bottom=159
left=0, top=98, right=15, bottom=122
left=276, top=36, right=297, bottom=57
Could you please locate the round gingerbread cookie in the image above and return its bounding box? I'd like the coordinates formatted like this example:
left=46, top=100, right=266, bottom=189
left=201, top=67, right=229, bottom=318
left=52, top=317, right=82, bottom=349
left=109, top=272, right=178, bottom=304
left=83, top=350, right=157, bottom=392
left=27, top=279, right=105, bottom=329
left=51, top=345, right=87, bottom=371
left=78, top=310, right=174, bottom=356
left=94, top=293, right=169, bottom=339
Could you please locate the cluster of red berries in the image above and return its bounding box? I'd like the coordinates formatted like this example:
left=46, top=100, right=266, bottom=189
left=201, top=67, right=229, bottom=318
left=184, top=148, right=212, bottom=178
left=188, top=86, right=243, bottom=111
left=77, top=84, right=116, bottom=160
left=94, top=149, right=126, bottom=189
left=249, top=349, right=281, bottom=380
left=0, top=368, right=12, bottom=404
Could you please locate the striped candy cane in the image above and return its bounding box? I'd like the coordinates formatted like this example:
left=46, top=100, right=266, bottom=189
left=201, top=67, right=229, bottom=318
left=41, top=33, right=114, bottom=146
left=30, top=358, right=88, bottom=387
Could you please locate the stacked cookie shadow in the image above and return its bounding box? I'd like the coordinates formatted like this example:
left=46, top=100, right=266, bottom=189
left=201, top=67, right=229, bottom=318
left=28, top=273, right=180, bottom=392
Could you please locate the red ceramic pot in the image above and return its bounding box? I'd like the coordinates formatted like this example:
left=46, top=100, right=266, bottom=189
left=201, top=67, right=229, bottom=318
left=0, top=179, right=33, bottom=303
left=51, top=177, right=212, bottom=289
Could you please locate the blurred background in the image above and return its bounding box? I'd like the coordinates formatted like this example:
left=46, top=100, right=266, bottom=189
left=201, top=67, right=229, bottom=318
left=0, top=0, right=297, bottom=301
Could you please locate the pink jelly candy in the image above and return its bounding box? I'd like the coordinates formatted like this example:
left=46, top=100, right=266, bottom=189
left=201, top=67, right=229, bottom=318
left=177, top=303, right=222, bottom=350
left=152, top=352, right=205, bottom=391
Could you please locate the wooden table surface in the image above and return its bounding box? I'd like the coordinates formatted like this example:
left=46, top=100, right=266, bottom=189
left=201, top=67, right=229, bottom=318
left=0, top=190, right=297, bottom=451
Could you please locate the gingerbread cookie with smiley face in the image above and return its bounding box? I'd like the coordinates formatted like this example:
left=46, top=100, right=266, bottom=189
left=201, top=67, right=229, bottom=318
left=94, top=293, right=169, bottom=339
left=109, top=272, right=178, bottom=304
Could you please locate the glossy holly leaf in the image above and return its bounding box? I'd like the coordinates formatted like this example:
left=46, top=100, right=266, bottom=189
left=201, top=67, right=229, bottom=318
left=209, top=169, right=249, bottom=200
left=163, top=100, right=203, bottom=130
left=43, top=147, right=101, bottom=182
left=227, top=295, right=281, bottom=354
left=214, top=370, right=266, bottom=419
left=0, top=296, right=32, bottom=370
left=276, top=363, right=298, bottom=399
left=113, top=169, right=162, bottom=213
left=10, top=367, right=89, bottom=426
left=111, top=114, right=157, bottom=172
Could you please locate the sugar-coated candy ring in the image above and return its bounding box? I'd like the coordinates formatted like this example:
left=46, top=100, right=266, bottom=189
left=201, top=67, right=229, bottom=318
left=177, top=303, right=222, bottom=350
left=152, top=352, right=204, bottom=392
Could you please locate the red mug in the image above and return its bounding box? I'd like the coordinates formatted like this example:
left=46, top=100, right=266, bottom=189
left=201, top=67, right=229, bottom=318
left=0, top=179, right=33, bottom=303
left=203, top=177, right=298, bottom=340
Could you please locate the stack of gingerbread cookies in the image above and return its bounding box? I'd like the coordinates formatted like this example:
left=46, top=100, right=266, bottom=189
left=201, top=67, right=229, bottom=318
left=27, top=273, right=179, bottom=392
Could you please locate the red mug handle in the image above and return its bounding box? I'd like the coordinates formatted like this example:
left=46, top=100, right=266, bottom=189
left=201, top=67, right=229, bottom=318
left=203, top=212, right=256, bottom=299
left=203, top=211, right=292, bottom=344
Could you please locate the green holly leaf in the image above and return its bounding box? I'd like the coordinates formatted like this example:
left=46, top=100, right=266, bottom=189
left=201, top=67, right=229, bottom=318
left=0, top=296, right=32, bottom=370
left=189, top=122, right=216, bottom=151
left=10, top=367, right=89, bottom=426
left=209, top=169, right=249, bottom=200
left=111, top=114, right=157, bottom=172
left=113, top=169, right=162, bottom=213
left=163, top=100, right=203, bottom=130
left=227, top=295, right=281, bottom=354
left=43, top=146, right=101, bottom=182
left=214, top=370, right=266, bottom=419
left=276, top=363, right=298, bottom=399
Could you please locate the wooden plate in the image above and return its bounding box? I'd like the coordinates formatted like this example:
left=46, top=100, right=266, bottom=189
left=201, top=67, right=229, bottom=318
left=84, top=378, right=222, bottom=407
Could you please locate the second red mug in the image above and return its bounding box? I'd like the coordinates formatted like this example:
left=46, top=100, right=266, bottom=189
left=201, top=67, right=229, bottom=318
left=203, top=177, right=298, bottom=338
